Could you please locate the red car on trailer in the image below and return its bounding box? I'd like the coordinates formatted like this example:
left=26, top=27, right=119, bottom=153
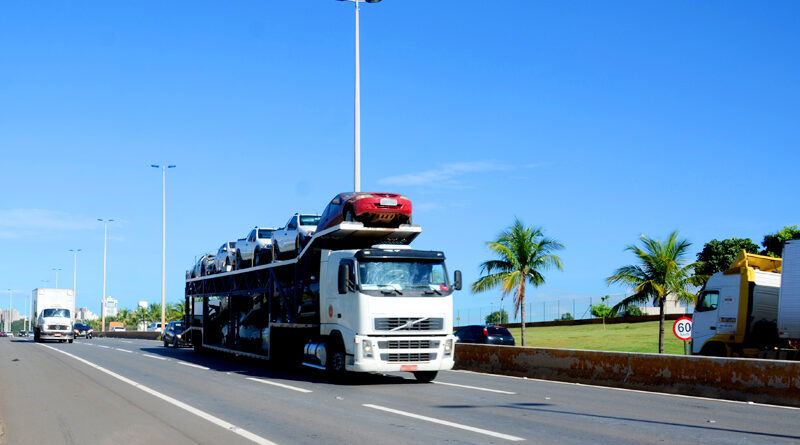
left=316, top=192, right=412, bottom=231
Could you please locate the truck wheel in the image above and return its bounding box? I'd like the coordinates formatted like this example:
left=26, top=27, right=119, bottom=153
left=273, top=245, right=281, bottom=261
left=68, top=339, right=73, bottom=344
left=295, top=235, right=302, bottom=256
left=235, top=252, right=242, bottom=270
left=164, top=338, right=169, bottom=347
left=413, top=371, right=437, bottom=383
left=700, top=342, right=728, bottom=357
left=326, top=340, right=347, bottom=378
left=254, top=249, right=262, bottom=266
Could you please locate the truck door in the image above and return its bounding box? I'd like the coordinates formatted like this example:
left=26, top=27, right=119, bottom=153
left=692, top=290, right=719, bottom=353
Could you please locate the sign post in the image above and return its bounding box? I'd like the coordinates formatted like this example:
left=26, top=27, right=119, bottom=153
left=673, top=316, right=693, bottom=355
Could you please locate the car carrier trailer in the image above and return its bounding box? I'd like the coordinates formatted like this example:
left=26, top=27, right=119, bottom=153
left=184, top=222, right=462, bottom=382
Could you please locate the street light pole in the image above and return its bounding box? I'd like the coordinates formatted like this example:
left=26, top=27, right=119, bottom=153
left=98, top=218, right=114, bottom=332
left=52, top=268, right=62, bottom=288
left=152, top=164, right=175, bottom=335
left=338, top=0, right=382, bottom=192
left=6, top=289, right=11, bottom=333
left=69, top=248, right=81, bottom=303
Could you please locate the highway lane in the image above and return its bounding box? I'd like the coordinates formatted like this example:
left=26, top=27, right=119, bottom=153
left=2, top=337, right=799, bottom=445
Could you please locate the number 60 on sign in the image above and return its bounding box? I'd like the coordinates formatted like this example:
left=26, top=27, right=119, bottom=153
left=673, top=317, right=692, bottom=341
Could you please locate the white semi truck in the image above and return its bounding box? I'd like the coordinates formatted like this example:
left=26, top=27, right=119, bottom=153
left=692, top=240, right=800, bottom=358
left=185, top=222, right=460, bottom=381
left=32, top=288, right=75, bottom=343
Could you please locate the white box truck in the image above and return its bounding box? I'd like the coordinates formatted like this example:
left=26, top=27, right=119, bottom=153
left=32, top=288, right=75, bottom=343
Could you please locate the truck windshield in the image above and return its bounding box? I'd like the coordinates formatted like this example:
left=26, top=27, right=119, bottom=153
left=42, top=309, right=71, bottom=318
left=358, top=261, right=448, bottom=295
left=257, top=229, right=274, bottom=238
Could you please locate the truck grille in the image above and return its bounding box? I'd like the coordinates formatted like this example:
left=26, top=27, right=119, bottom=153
left=45, top=325, right=69, bottom=330
left=374, top=318, right=443, bottom=331
left=378, top=340, right=439, bottom=349
left=380, top=353, right=437, bottom=362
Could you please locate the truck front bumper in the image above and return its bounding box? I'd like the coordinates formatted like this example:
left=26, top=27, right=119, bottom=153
left=347, top=334, right=456, bottom=373
left=40, top=331, right=74, bottom=340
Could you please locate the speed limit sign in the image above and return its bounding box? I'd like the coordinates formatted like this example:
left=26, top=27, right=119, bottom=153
left=673, top=317, right=692, bottom=341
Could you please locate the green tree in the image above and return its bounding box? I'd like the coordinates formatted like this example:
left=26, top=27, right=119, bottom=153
left=606, top=231, right=702, bottom=353
left=167, top=301, right=185, bottom=321
left=761, top=225, right=800, bottom=257
left=620, top=305, right=645, bottom=317
left=485, top=309, right=509, bottom=325
left=471, top=218, right=564, bottom=346
left=590, top=295, right=617, bottom=329
left=557, top=312, right=574, bottom=321
left=695, top=238, right=760, bottom=278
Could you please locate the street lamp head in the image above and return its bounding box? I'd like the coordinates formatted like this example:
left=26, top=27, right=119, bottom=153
left=338, top=0, right=382, bottom=3
left=167, top=165, right=176, bottom=169
left=151, top=164, right=160, bottom=168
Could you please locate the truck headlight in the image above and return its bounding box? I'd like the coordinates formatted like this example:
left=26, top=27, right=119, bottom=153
left=362, top=339, right=373, bottom=358
left=444, top=339, right=453, bottom=356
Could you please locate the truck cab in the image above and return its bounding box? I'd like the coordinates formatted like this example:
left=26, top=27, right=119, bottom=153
left=692, top=251, right=782, bottom=357
left=309, top=245, right=460, bottom=380
left=36, top=308, right=74, bottom=343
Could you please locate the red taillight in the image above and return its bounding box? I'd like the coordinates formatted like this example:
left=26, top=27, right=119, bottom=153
left=483, top=328, right=489, bottom=336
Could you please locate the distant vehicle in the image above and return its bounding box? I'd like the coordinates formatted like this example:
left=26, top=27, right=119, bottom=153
left=213, top=241, right=237, bottom=273
left=454, top=325, right=515, bottom=346
left=235, top=227, right=278, bottom=269
left=272, top=214, right=321, bottom=259
left=32, top=288, right=75, bottom=343
left=147, top=322, right=163, bottom=332
left=111, top=326, right=126, bottom=332
left=190, top=254, right=215, bottom=278
left=162, top=320, right=188, bottom=348
left=17, top=330, right=26, bottom=337
left=0, top=332, right=6, bottom=338
left=73, top=322, right=93, bottom=339
left=317, top=192, right=412, bottom=232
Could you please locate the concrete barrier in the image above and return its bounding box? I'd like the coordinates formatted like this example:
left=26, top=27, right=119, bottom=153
left=454, top=344, right=800, bottom=407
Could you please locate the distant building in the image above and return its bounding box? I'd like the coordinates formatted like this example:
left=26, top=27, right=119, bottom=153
left=103, top=297, right=118, bottom=317
left=1, top=308, right=21, bottom=329
left=638, top=293, right=688, bottom=316
left=77, top=307, right=99, bottom=321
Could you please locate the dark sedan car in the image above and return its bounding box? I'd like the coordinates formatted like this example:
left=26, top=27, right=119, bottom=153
left=73, top=322, right=93, bottom=339
left=454, top=325, right=515, bottom=346
left=316, top=192, right=412, bottom=232
left=162, top=321, right=188, bottom=348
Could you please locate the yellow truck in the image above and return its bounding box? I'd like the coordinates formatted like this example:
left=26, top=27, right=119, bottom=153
left=692, top=241, right=799, bottom=358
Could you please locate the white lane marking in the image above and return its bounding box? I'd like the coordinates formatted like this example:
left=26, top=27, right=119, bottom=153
left=363, top=404, right=524, bottom=441
left=121, top=340, right=133, bottom=344
left=143, top=354, right=167, bottom=361
left=245, top=377, right=312, bottom=394
left=450, top=370, right=800, bottom=411
left=433, top=381, right=516, bottom=395
left=115, top=348, right=133, bottom=353
left=39, top=344, right=277, bottom=445
left=177, top=361, right=209, bottom=370
left=97, top=345, right=110, bottom=349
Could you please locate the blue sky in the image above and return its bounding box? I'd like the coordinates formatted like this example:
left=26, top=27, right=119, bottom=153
left=1, top=1, right=798, bottom=323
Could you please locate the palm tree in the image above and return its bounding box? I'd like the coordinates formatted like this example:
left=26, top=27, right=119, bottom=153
left=606, top=231, right=703, bottom=353
left=167, top=301, right=185, bottom=321
left=471, top=218, right=564, bottom=346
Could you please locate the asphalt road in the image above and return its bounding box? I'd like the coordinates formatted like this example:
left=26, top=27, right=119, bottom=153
left=1, top=337, right=798, bottom=445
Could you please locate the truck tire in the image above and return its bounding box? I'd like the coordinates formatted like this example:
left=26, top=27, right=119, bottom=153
left=164, top=338, right=169, bottom=347
left=413, top=371, right=437, bottom=383
left=68, top=339, right=73, bottom=344
left=700, top=342, right=728, bottom=357
left=326, top=339, right=347, bottom=379
left=235, top=251, right=243, bottom=270
left=295, top=235, right=302, bottom=256
left=254, top=249, right=263, bottom=266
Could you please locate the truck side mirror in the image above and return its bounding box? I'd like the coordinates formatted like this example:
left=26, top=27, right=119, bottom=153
left=454, top=270, right=462, bottom=291
left=338, top=263, right=351, bottom=294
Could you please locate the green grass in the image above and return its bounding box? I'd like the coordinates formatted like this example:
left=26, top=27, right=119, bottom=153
left=506, top=321, right=690, bottom=355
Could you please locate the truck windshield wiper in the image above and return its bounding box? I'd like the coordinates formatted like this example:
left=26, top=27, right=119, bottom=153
left=376, top=284, right=403, bottom=295
left=423, top=288, right=442, bottom=295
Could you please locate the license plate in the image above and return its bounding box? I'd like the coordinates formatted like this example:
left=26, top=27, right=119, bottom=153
left=54, top=333, right=61, bottom=337
left=380, top=198, right=397, bottom=206
left=400, top=364, right=418, bottom=371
